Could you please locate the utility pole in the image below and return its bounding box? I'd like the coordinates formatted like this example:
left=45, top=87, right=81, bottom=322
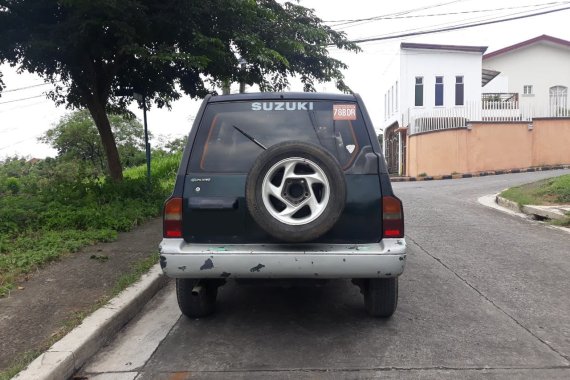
left=222, top=80, right=230, bottom=95
left=239, top=58, right=246, bottom=94
left=134, top=92, right=151, bottom=191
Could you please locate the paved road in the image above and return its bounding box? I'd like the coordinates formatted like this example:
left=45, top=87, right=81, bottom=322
left=78, top=170, right=570, bottom=380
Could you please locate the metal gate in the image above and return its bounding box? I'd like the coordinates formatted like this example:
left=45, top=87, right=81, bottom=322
left=385, top=124, right=400, bottom=175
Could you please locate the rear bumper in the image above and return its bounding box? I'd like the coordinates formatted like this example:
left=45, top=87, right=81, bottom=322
left=159, top=239, right=406, bottom=279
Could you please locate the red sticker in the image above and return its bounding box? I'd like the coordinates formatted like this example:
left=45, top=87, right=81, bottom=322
left=333, top=104, right=357, bottom=120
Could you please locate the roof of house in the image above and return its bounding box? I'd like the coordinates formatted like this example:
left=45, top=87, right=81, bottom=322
left=483, top=35, right=570, bottom=60
left=401, top=42, right=487, bottom=53
left=482, top=68, right=501, bottom=87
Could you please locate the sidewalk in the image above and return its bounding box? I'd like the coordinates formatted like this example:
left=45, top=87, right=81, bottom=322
left=0, top=218, right=163, bottom=372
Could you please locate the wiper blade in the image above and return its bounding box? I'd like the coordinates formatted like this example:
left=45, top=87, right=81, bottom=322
left=233, top=125, right=267, bottom=150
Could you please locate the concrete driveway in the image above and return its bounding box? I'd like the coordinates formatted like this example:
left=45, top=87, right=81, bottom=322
left=78, top=170, right=570, bottom=380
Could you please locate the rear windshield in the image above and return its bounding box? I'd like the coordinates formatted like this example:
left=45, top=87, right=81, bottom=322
left=188, top=100, right=372, bottom=173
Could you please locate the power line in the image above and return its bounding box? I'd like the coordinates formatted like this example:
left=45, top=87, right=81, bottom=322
left=0, top=100, right=48, bottom=116
left=341, top=5, right=570, bottom=45
left=325, top=1, right=568, bottom=25
left=2, top=82, right=51, bottom=93
left=0, top=94, right=45, bottom=105
left=328, top=0, right=467, bottom=28
left=0, top=136, right=40, bottom=151
left=338, top=1, right=570, bottom=32
left=342, top=3, right=557, bottom=46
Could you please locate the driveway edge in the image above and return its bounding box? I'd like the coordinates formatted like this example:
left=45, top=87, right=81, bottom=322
left=478, top=194, right=570, bottom=235
left=13, top=264, right=168, bottom=380
left=391, top=164, right=570, bottom=182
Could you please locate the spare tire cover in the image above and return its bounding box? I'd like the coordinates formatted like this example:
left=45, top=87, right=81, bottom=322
left=245, top=141, right=347, bottom=243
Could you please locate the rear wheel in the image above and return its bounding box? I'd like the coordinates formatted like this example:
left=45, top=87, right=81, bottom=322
left=176, top=279, right=218, bottom=318
left=363, top=278, right=398, bottom=318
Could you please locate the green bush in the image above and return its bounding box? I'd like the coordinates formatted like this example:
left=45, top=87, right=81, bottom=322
left=0, top=152, right=180, bottom=297
left=4, top=177, right=20, bottom=194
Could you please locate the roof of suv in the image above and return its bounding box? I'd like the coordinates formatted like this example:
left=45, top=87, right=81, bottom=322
left=209, top=92, right=357, bottom=103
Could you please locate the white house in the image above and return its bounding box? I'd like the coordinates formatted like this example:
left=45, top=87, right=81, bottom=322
left=483, top=35, right=570, bottom=115
left=382, top=42, right=488, bottom=174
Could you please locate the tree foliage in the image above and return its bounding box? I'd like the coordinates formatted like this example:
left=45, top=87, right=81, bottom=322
left=0, top=0, right=359, bottom=180
left=40, top=110, right=149, bottom=173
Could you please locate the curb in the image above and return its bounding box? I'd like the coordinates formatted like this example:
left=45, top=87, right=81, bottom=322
left=496, top=195, right=521, bottom=213
left=391, top=164, right=570, bottom=182
left=13, top=264, right=168, bottom=380
left=497, top=196, right=570, bottom=222
left=478, top=194, right=570, bottom=235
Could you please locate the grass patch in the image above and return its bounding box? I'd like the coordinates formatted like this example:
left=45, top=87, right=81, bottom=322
left=501, top=174, right=570, bottom=226
left=500, top=174, right=570, bottom=206
left=0, top=350, right=40, bottom=380
left=0, top=152, right=180, bottom=297
left=552, top=217, right=570, bottom=227
left=112, top=252, right=160, bottom=296
left=0, top=251, right=161, bottom=380
left=0, top=229, right=117, bottom=296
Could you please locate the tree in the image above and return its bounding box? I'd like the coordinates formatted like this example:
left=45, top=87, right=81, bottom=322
left=0, top=0, right=359, bottom=181
left=40, top=110, right=148, bottom=173
left=154, top=135, right=187, bottom=155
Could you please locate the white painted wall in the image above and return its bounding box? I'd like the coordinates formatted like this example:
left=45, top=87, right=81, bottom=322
left=381, top=47, right=484, bottom=131
left=483, top=75, right=508, bottom=93
left=400, top=48, right=483, bottom=113
left=483, top=42, right=570, bottom=110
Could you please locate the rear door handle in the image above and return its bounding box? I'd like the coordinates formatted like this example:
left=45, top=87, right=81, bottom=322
left=188, top=197, right=239, bottom=210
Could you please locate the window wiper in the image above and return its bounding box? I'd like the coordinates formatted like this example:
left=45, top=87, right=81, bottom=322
left=233, top=125, right=267, bottom=150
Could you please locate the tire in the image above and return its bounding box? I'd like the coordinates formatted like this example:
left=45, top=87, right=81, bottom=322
left=364, top=278, right=398, bottom=318
left=246, top=141, right=346, bottom=243
left=176, top=279, right=218, bottom=318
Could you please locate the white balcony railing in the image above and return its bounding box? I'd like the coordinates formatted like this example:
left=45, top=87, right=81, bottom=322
left=407, top=101, right=570, bottom=135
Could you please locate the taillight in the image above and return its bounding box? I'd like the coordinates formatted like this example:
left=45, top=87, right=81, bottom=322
left=163, top=197, right=183, bottom=238
left=382, top=196, right=404, bottom=238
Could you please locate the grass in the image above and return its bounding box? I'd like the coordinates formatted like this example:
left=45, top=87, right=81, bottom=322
left=0, top=251, right=161, bottom=380
left=500, top=174, right=570, bottom=206
left=0, top=149, right=180, bottom=377
left=500, top=174, right=570, bottom=226
left=0, top=153, right=180, bottom=297
left=111, top=252, right=160, bottom=296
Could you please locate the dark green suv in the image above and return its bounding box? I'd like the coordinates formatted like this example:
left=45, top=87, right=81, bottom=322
left=160, top=92, right=406, bottom=318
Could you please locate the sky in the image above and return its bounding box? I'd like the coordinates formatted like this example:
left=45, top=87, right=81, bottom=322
left=1, top=0, right=569, bottom=159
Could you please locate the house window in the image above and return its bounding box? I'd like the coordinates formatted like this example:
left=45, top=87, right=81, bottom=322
left=415, top=77, right=423, bottom=106
left=455, top=76, right=464, bottom=106
left=391, top=85, right=394, bottom=114
left=523, top=85, right=533, bottom=95
left=388, top=88, right=392, bottom=116
left=550, top=86, right=568, bottom=116
left=395, top=81, right=398, bottom=112
left=435, top=76, right=444, bottom=106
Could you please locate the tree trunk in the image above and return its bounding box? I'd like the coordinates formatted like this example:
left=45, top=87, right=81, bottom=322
left=86, top=100, right=123, bottom=181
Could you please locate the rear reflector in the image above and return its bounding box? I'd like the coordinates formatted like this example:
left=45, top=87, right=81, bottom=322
left=382, top=196, right=404, bottom=238
left=163, top=197, right=183, bottom=238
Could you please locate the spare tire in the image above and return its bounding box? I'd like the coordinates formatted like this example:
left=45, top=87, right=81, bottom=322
left=246, top=141, right=346, bottom=243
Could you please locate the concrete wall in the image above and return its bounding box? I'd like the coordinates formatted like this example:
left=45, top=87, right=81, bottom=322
left=407, top=119, right=570, bottom=177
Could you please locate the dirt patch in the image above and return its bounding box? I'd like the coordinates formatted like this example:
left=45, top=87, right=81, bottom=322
left=0, top=218, right=162, bottom=371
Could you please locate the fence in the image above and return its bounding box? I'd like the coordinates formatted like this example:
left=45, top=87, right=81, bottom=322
left=408, top=101, right=570, bottom=135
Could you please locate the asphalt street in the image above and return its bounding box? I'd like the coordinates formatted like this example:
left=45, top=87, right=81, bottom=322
left=77, top=170, right=570, bottom=380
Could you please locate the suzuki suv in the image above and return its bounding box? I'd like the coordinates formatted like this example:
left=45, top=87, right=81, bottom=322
left=159, top=92, right=406, bottom=318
